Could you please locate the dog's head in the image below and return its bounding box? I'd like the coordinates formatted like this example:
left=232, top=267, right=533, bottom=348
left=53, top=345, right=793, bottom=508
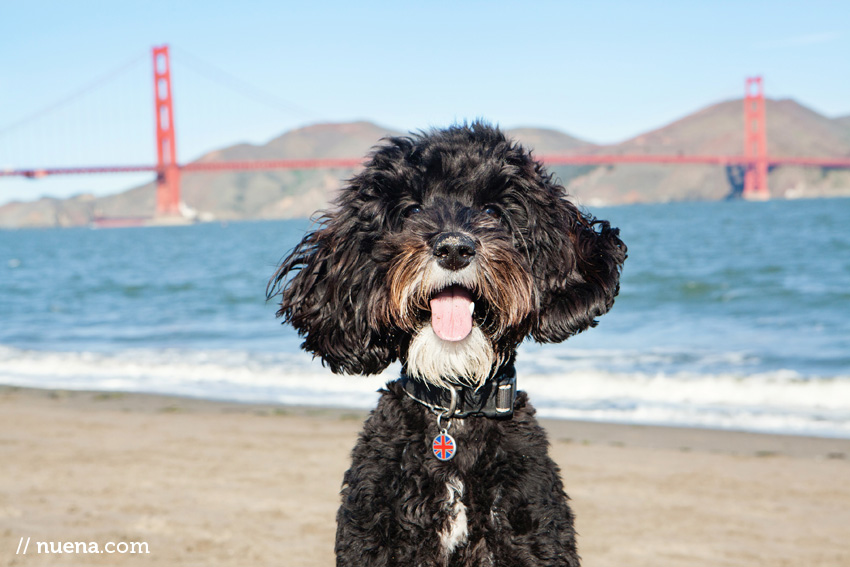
left=268, top=123, right=626, bottom=387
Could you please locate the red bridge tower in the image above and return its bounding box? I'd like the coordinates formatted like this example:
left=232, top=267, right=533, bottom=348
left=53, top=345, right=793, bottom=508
left=153, top=45, right=181, bottom=216
left=743, top=77, right=769, bottom=200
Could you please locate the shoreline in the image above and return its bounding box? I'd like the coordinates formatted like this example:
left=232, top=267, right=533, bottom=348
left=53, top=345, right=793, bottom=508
left=3, top=385, right=850, bottom=566
left=2, top=384, right=849, bottom=459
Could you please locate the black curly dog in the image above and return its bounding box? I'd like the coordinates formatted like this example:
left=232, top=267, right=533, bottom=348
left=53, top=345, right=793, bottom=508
left=268, top=123, right=626, bottom=567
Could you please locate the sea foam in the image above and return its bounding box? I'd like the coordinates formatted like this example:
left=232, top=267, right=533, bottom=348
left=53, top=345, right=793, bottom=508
left=2, top=345, right=848, bottom=438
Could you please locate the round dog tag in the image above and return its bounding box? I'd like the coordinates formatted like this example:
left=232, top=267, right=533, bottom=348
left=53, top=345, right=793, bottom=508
left=432, top=430, right=456, bottom=461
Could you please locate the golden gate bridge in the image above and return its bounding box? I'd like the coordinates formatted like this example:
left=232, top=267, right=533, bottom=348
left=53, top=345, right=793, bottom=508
left=3, top=45, right=849, bottom=219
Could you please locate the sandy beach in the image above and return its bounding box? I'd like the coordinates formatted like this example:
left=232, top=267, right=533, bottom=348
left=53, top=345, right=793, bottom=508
left=2, top=385, right=849, bottom=567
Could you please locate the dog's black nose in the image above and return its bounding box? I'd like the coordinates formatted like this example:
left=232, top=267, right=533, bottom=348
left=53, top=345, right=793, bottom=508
left=433, top=233, right=476, bottom=271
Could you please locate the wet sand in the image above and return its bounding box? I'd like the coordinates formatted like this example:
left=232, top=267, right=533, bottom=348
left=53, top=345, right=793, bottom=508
left=2, top=385, right=849, bottom=566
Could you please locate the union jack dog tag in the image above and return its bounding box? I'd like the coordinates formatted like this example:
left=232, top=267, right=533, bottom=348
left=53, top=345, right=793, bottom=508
left=432, top=429, right=456, bottom=461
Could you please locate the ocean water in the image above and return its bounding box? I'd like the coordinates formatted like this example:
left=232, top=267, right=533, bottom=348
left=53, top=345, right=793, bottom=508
left=2, top=198, right=849, bottom=438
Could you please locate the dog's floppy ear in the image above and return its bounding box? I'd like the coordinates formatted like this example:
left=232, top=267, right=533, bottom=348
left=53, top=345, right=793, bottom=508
left=527, top=184, right=626, bottom=343
left=267, top=206, right=395, bottom=375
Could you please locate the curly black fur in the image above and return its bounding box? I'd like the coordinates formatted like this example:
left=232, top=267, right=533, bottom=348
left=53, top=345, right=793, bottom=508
left=336, top=384, right=577, bottom=567
left=268, top=122, right=626, bottom=566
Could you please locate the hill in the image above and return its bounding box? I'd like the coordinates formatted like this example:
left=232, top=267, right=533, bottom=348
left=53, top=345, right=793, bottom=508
left=2, top=101, right=850, bottom=228
left=0, top=123, right=596, bottom=228
left=93, top=121, right=403, bottom=223
left=564, top=99, right=850, bottom=204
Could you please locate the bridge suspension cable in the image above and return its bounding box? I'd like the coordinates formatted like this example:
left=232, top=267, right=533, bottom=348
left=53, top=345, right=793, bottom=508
left=0, top=52, right=147, bottom=137
left=170, top=45, right=316, bottom=119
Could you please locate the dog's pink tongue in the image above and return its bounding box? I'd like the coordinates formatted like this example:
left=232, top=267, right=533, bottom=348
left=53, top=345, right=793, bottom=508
left=430, top=286, right=474, bottom=342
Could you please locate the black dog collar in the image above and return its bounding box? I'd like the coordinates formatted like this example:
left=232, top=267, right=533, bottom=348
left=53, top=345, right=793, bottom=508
left=398, top=366, right=517, bottom=419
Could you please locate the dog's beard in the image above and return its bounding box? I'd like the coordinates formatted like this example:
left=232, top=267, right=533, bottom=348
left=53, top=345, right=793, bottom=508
left=406, top=323, right=495, bottom=388
left=382, top=238, right=535, bottom=388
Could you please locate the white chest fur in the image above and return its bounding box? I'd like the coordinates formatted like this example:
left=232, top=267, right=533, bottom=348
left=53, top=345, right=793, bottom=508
left=440, top=477, right=469, bottom=556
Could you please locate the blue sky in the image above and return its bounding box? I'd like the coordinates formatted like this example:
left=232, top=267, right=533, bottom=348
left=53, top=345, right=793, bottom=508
left=1, top=0, right=848, bottom=202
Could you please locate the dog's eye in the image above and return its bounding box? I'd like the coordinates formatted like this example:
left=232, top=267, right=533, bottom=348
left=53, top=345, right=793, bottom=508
left=482, top=206, right=501, bottom=219
left=403, top=205, right=422, bottom=217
